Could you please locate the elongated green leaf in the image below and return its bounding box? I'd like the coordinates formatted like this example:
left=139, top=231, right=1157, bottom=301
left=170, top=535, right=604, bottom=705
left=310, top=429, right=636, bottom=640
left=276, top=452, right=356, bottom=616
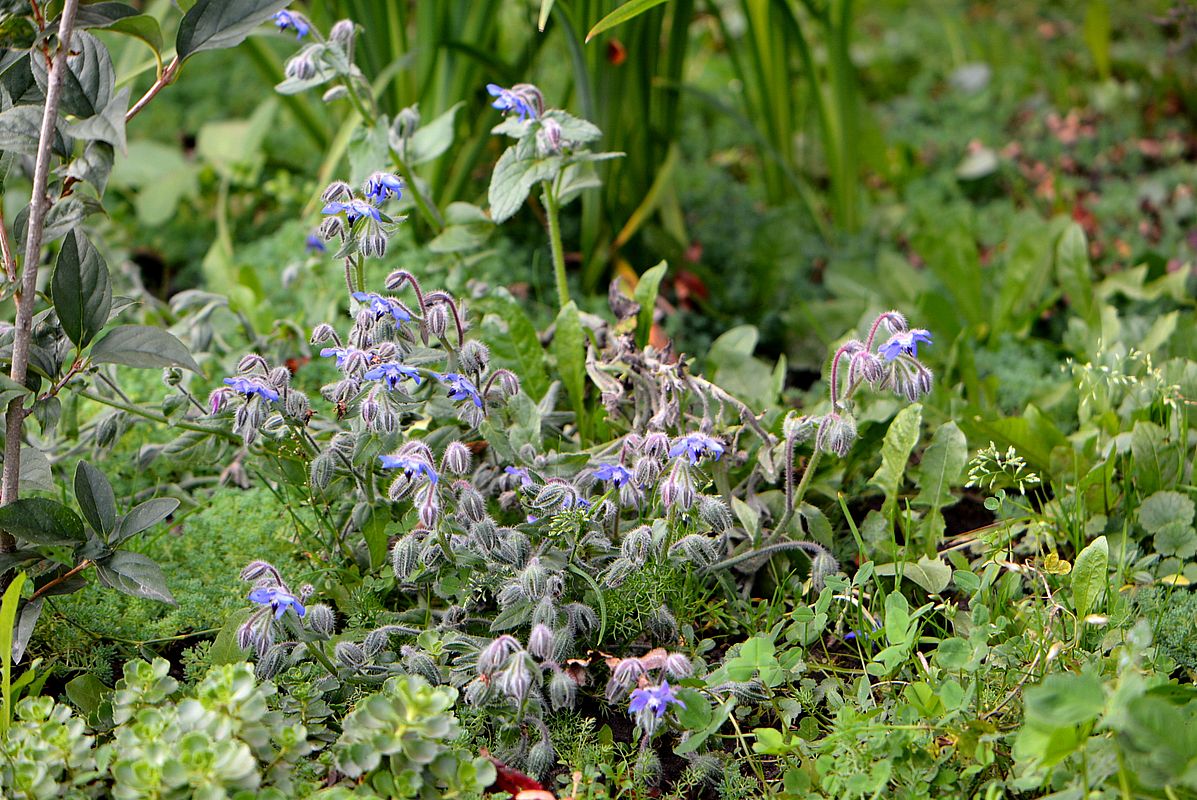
left=1, top=572, right=27, bottom=733
left=52, top=230, right=112, bottom=349
left=869, top=403, right=923, bottom=520
left=74, top=3, right=164, bottom=54
left=1071, top=535, right=1108, bottom=619
left=632, top=261, right=667, bottom=348
left=551, top=301, right=587, bottom=430
left=32, top=31, right=113, bottom=119
left=74, top=462, right=116, bottom=537
left=114, top=498, right=179, bottom=545
left=538, top=0, right=556, bottom=31
left=1056, top=222, right=1094, bottom=323
left=175, top=0, right=291, bottom=61
left=913, top=421, right=967, bottom=551
left=0, top=498, right=86, bottom=546
left=89, top=325, right=201, bottom=373
left=478, top=297, right=549, bottom=401
left=96, top=551, right=175, bottom=604
left=404, top=102, right=463, bottom=165
left=586, top=0, right=671, bottom=41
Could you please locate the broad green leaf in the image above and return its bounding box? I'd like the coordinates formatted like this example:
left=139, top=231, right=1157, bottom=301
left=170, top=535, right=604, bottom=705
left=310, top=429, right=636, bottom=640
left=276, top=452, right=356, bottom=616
left=994, top=213, right=1055, bottom=334
left=0, top=106, right=48, bottom=157
left=585, top=0, right=671, bottom=41
left=1131, top=421, right=1177, bottom=496
left=1, top=572, right=27, bottom=733
left=478, top=296, right=549, bottom=401
left=1071, top=535, right=1108, bottom=618
left=89, top=325, right=201, bottom=373
left=551, top=301, right=587, bottom=432
left=1138, top=491, right=1195, bottom=533
left=65, top=673, right=108, bottom=717
left=883, top=591, right=910, bottom=644
left=632, top=261, right=666, bottom=348
left=487, top=146, right=560, bottom=223
left=113, top=498, right=178, bottom=545
left=1024, top=671, right=1106, bottom=728
left=52, top=230, right=112, bottom=349
left=403, top=102, right=463, bottom=165
left=724, top=635, right=782, bottom=685
left=964, top=404, right=1067, bottom=473
left=74, top=3, right=164, bottom=54
left=74, top=462, right=117, bottom=537
left=176, top=0, right=291, bottom=61
left=869, top=403, right=923, bottom=520
left=65, top=86, right=130, bottom=153
left=674, top=696, right=734, bottom=755
left=673, top=687, right=713, bottom=731
left=95, top=551, right=175, bottom=604
left=876, top=555, right=951, bottom=595
left=1056, top=221, right=1094, bottom=323
left=0, top=498, right=86, bottom=546
left=0, top=374, right=29, bottom=410
left=934, top=638, right=973, bottom=671
left=913, top=208, right=985, bottom=327
left=32, top=31, right=113, bottom=119
left=913, top=421, right=967, bottom=551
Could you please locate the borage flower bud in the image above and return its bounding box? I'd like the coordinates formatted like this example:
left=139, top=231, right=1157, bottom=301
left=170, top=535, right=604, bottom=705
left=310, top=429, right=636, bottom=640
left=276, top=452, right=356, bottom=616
left=442, top=442, right=472, bottom=475
left=519, top=557, right=548, bottom=600
left=256, top=645, right=288, bottom=680
left=664, top=652, right=693, bottom=679
left=284, top=390, right=310, bottom=420
left=495, top=653, right=533, bottom=702
left=424, top=302, right=448, bottom=339
left=607, top=658, right=646, bottom=700
left=621, top=525, right=653, bottom=565
left=284, top=51, right=317, bottom=81
left=321, top=85, right=348, bottom=103
left=477, top=634, right=522, bottom=675
left=660, top=459, right=696, bottom=510
left=465, top=677, right=490, bottom=707
left=267, top=366, right=291, bottom=388
left=641, top=431, right=670, bottom=460
left=207, top=387, right=233, bottom=415
left=698, top=495, right=733, bottom=532
left=537, top=118, right=564, bottom=155
left=393, top=105, right=420, bottom=141
left=417, top=484, right=440, bottom=528
left=783, top=412, right=817, bottom=442
left=527, top=740, right=556, bottom=779
left=548, top=667, right=576, bottom=710
left=358, top=231, right=388, bottom=259
left=318, top=215, right=344, bottom=241
left=329, top=19, right=357, bottom=47
left=307, top=604, right=336, bottom=637
left=456, top=483, right=487, bottom=523
left=311, top=323, right=337, bottom=344
left=815, top=412, right=857, bottom=458
left=334, top=641, right=367, bottom=669
left=237, top=353, right=269, bottom=374
left=459, top=340, right=490, bottom=374
left=527, top=624, right=554, bottom=660
left=322, top=181, right=353, bottom=203
left=391, top=534, right=420, bottom=580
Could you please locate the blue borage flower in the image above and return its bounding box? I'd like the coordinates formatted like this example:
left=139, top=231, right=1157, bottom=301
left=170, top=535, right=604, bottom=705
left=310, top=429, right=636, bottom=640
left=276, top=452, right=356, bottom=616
left=364, top=362, right=422, bottom=390
left=505, top=465, right=533, bottom=487
left=379, top=454, right=439, bottom=485
left=248, top=586, right=306, bottom=619
left=364, top=172, right=403, bottom=205
left=668, top=433, right=725, bottom=465
left=593, top=463, right=634, bottom=488
left=628, top=680, right=685, bottom=719
left=352, top=291, right=411, bottom=323
left=223, top=377, right=279, bottom=403
left=319, top=345, right=367, bottom=367
left=322, top=199, right=382, bottom=224
left=486, top=83, right=538, bottom=121
left=878, top=328, right=932, bottom=362
left=437, top=373, right=483, bottom=408
left=305, top=232, right=325, bottom=253
left=273, top=10, right=309, bottom=40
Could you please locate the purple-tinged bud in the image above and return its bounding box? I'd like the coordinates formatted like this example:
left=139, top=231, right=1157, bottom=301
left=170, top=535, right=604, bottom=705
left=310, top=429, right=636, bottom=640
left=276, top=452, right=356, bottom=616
left=633, top=456, right=661, bottom=487
left=329, top=19, right=357, bottom=47
left=510, top=83, right=545, bottom=118
left=240, top=560, right=282, bottom=583
left=417, top=484, right=440, bottom=528
left=236, top=615, right=259, bottom=652
left=815, top=412, right=857, bottom=458
left=424, top=302, right=448, bottom=339
left=459, top=340, right=490, bottom=374
left=548, top=667, right=576, bottom=710
left=641, top=431, right=670, bottom=460
left=478, top=634, right=522, bottom=675
left=495, top=370, right=520, bottom=398
left=660, top=459, right=696, bottom=510
left=374, top=341, right=399, bottom=361
left=208, top=388, right=233, bottom=415
left=284, top=390, right=311, bottom=420
left=388, top=473, right=412, bottom=501
left=364, top=627, right=395, bottom=657
left=664, top=652, right=693, bottom=679
left=783, top=412, right=817, bottom=442
left=495, top=653, right=534, bottom=702
left=532, top=481, right=571, bottom=510
left=465, top=677, right=490, bottom=707
left=307, top=604, right=335, bottom=637
left=880, top=310, right=908, bottom=335
left=537, top=118, right=564, bottom=155
left=359, top=231, right=388, bottom=259
left=237, top=353, right=269, bottom=374
left=528, top=624, right=554, bottom=660
left=343, top=348, right=370, bottom=376
left=284, top=51, right=317, bottom=80
left=607, top=658, right=646, bottom=700
left=311, top=323, right=337, bottom=344
left=267, top=366, right=291, bottom=388
left=322, top=181, right=352, bottom=203
left=319, top=214, right=344, bottom=241
left=443, top=442, right=472, bottom=475
left=359, top=394, right=380, bottom=428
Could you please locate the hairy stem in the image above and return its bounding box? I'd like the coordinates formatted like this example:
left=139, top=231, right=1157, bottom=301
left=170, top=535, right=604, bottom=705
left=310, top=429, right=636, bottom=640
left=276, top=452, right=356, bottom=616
left=542, top=180, right=569, bottom=309
left=2, top=0, right=82, bottom=566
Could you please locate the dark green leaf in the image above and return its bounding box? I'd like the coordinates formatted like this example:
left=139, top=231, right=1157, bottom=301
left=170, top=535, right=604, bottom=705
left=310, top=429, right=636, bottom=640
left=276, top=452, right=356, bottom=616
left=113, top=497, right=178, bottom=544
left=175, top=0, right=292, bottom=62
left=74, top=4, right=164, bottom=54
left=65, top=86, right=129, bottom=153
left=551, top=301, right=587, bottom=430
left=74, top=461, right=116, bottom=537
left=632, top=261, right=666, bottom=348
left=32, top=31, right=113, bottom=119
left=868, top=403, right=923, bottom=520
left=52, top=230, right=112, bottom=349
left=89, top=325, right=201, bottom=373
left=65, top=673, right=108, bottom=717
left=95, top=551, right=175, bottom=604
left=487, top=146, right=560, bottom=223
left=0, top=498, right=86, bottom=546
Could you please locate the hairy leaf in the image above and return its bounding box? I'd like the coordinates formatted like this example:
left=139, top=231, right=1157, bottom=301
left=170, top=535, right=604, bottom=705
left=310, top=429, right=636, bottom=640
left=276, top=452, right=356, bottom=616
left=869, top=403, right=923, bottom=521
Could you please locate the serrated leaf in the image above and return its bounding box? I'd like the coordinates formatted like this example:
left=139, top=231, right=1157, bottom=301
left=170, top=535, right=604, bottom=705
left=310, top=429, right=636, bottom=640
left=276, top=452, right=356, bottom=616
left=0, top=498, right=86, bottom=546
left=52, top=230, right=112, bottom=349
left=1071, top=535, right=1108, bottom=619
left=74, top=462, right=116, bottom=537
left=95, top=551, right=175, bottom=604
left=175, top=0, right=291, bottom=61
left=89, top=325, right=201, bottom=373
left=551, top=301, right=587, bottom=431
left=114, top=498, right=179, bottom=545
left=1137, top=490, right=1194, bottom=534
left=487, top=146, right=560, bottom=223
left=632, top=261, right=666, bottom=348
left=869, top=403, right=923, bottom=520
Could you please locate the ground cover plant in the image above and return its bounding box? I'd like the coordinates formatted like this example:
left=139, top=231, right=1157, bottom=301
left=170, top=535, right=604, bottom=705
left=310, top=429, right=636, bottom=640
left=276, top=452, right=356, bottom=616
left=2, top=1, right=1197, bottom=798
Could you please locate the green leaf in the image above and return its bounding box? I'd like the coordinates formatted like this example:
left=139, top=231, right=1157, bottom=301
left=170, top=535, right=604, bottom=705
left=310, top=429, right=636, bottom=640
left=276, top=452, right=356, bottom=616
left=402, top=102, right=463, bottom=165
left=869, top=403, right=923, bottom=520
left=724, top=635, right=782, bottom=686
left=1071, top=535, right=1108, bottom=618
left=0, top=374, right=29, bottom=410
left=75, top=3, right=164, bottom=54
left=876, top=555, right=951, bottom=595
left=0, top=498, right=86, bottom=546
left=74, top=462, right=116, bottom=537
left=487, top=146, right=560, bottom=224
left=0, top=106, right=49, bottom=157
left=478, top=296, right=549, bottom=401
left=674, top=696, right=733, bottom=755
left=551, top=301, right=587, bottom=432
left=1056, top=221, right=1094, bottom=323
left=95, top=551, right=175, bottom=604
left=113, top=498, right=178, bottom=545
left=176, top=0, right=292, bottom=61
left=89, top=325, right=201, bottom=373
left=32, top=31, right=113, bottom=119
left=65, top=673, right=108, bottom=717
left=1138, top=491, right=1195, bottom=533
left=1131, top=421, right=1178, bottom=498
left=933, top=638, right=973, bottom=672
left=65, top=86, right=130, bottom=153
left=52, top=230, right=112, bottom=349
left=1083, top=0, right=1111, bottom=80
left=673, top=687, right=712, bottom=731
left=585, top=0, right=671, bottom=41
left=1, top=572, right=27, bottom=733
left=538, top=0, right=556, bottom=31
left=632, top=261, right=667, bottom=348
left=913, top=421, right=967, bottom=551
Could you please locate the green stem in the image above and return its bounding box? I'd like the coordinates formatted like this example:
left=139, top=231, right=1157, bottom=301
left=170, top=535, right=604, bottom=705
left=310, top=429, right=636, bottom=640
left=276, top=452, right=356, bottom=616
left=78, top=390, right=241, bottom=444
left=389, top=151, right=444, bottom=231
left=542, top=180, right=569, bottom=309
left=793, top=449, right=821, bottom=509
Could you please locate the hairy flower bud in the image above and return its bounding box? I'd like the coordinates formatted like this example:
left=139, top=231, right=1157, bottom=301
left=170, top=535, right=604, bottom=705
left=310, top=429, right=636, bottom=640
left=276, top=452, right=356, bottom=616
left=621, top=525, right=653, bottom=565
left=237, top=353, right=269, bottom=374
left=536, top=117, right=564, bottom=155
left=660, top=459, right=695, bottom=510
left=815, top=412, right=857, bottom=458
left=319, top=214, right=344, bottom=241
left=335, top=641, right=367, bottom=669
left=443, top=441, right=472, bottom=475
left=322, top=180, right=352, bottom=203
left=527, top=740, right=556, bottom=779
left=391, top=535, right=421, bottom=580
left=465, top=676, right=490, bottom=707
left=607, top=658, right=645, bottom=700
left=456, top=483, right=487, bottom=524
left=698, top=495, right=733, bottom=532
left=519, top=558, right=548, bottom=600
left=284, top=51, right=317, bottom=80
left=256, top=645, right=288, bottom=680
left=528, top=624, right=555, bottom=660
left=664, top=652, right=693, bottom=679
left=359, top=231, right=388, bottom=259
left=393, top=105, right=421, bottom=142
left=307, top=603, right=336, bottom=638
left=783, top=412, right=817, bottom=442
left=641, top=431, right=670, bottom=460
left=321, top=84, right=349, bottom=103
left=478, top=634, right=522, bottom=675
left=329, top=19, right=357, bottom=47
left=647, top=605, right=678, bottom=643
left=424, top=302, right=448, bottom=339
left=459, top=340, right=490, bottom=374
left=548, top=666, right=577, bottom=711
left=417, top=484, right=440, bottom=528
left=162, top=367, right=182, bottom=387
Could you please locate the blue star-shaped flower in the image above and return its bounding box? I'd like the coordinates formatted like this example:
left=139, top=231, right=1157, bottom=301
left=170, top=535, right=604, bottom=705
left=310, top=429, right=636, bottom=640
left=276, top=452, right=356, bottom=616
left=248, top=586, right=306, bottom=619
left=364, top=173, right=403, bottom=205
left=319, top=346, right=365, bottom=367
left=629, top=680, right=685, bottom=719
left=364, top=362, right=422, bottom=390
left=878, top=329, right=932, bottom=362
left=273, top=10, right=309, bottom=39
left=437, top=373, right=483, bottom=408
left=322, top=199, right=382, bottom=225
left=223, top=377, right=280, bottom=403
left=305, top=232, right=325, bottom=253
left=668, top=434, right=725, bottom=465
left=379, top=454, right=439, bottom=484
left=593, top=463, right=634, bottom=488
left=486, top=83, right=537, bottom=121
left=352, top=291, right=411, bottom=324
